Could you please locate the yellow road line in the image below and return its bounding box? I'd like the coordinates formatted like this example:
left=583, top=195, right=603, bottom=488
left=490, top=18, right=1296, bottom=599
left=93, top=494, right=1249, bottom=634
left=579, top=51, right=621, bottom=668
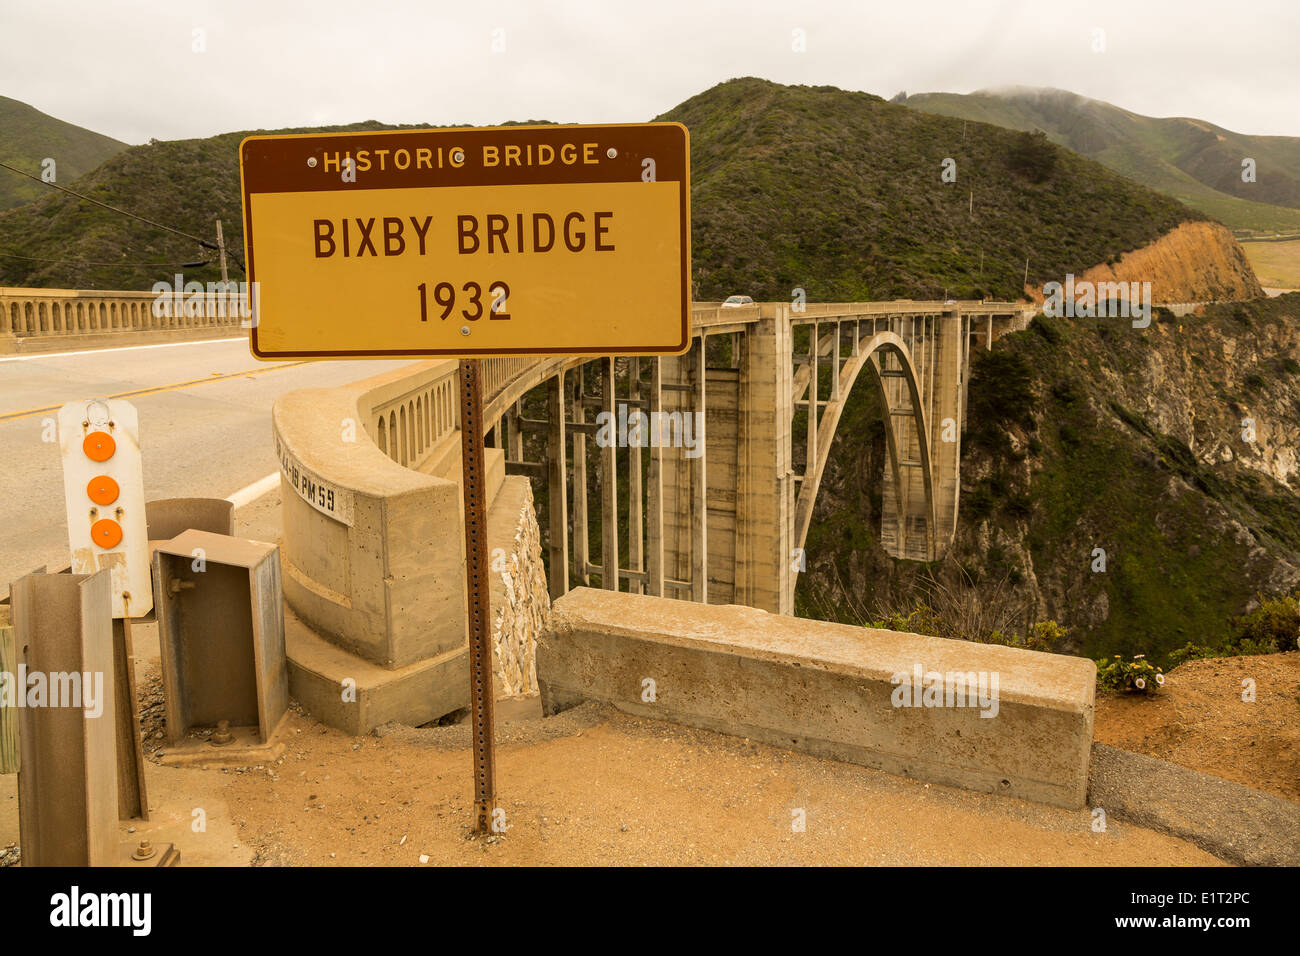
left=0, top=361, right=309, bottom=423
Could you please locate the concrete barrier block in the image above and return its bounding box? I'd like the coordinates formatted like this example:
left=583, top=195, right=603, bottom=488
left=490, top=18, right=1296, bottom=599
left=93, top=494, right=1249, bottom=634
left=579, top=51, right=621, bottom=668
left=285, top=604, right=467, bottom=734
left=538, top=589, right=1096, bottom=809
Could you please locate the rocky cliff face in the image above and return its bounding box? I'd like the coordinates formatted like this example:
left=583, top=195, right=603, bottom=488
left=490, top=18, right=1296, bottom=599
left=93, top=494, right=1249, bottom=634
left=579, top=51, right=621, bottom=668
left=1024, top=221, right=1264, bottom=305
left=801, top=294, right=1300, bottom=665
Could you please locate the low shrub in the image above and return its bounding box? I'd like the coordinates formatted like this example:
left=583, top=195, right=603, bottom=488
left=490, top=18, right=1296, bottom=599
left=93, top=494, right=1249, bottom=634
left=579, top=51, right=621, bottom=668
left=1096, top=654, right=1165, bottom=694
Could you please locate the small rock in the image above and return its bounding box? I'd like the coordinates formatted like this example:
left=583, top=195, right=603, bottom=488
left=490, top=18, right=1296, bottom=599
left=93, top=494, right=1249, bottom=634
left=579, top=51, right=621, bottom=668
left=419, top=854, right=430, bottom=864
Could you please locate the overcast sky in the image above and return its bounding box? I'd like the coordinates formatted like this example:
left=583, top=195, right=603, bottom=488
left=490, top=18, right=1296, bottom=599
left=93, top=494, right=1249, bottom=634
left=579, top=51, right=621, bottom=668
left=2, top=0, right=1296, bottom=143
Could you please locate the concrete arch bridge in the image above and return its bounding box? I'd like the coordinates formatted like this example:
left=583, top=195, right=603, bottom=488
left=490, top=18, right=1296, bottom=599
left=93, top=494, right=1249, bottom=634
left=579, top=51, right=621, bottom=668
left=295, top=300, right=1032, bottom=622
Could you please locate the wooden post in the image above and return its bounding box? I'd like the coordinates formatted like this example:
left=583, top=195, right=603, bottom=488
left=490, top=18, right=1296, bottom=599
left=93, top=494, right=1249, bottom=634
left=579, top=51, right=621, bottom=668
left=600, top=357, right=618, bottom=590
left=458, top=359, right=496, bottom=836
left=215, top=219, right=229, bottom=286
left=546, top=372, right=569, bottom=600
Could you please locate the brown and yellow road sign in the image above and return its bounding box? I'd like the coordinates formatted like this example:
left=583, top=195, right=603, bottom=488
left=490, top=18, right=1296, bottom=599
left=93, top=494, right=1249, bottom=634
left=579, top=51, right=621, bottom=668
left=239, top=122, right=690, bottom=358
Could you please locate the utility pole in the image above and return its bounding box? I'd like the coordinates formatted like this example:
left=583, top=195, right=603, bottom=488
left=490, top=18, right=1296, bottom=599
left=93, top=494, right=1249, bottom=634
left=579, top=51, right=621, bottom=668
left=1024, top=257, right=1030, bottom=289
left=969, top=189, right=973, bottom=219
left=215, top=219, right=229, bottom=285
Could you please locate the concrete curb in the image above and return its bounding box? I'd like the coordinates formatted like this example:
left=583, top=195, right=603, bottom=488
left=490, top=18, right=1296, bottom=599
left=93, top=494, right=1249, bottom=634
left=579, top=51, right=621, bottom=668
left=1088, top=743, right=1300, bottom=866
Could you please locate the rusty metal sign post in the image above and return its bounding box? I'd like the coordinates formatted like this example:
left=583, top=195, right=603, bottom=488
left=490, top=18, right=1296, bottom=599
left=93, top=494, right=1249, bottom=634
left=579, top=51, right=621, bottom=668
left=458, top=359, right=496, bottom=834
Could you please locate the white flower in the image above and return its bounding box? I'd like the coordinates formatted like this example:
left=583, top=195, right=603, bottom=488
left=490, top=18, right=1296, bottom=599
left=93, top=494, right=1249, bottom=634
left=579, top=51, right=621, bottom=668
left=1155, top=673, right=1165, bottom=686
left=1134, top=677, right=1146, bottom=690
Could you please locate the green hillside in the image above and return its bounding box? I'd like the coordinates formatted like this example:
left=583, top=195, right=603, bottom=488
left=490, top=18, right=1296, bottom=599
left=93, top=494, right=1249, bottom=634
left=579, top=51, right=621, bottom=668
left=0, top=96, right=128, bottom=212
left=899, top=88, right=1300, bottom=234
left=801, top=294, right=1300, bottom=664
left=0, top=121, right=418, bottom=290
left=658, top=78, right=1198, bottom=301
left=1, top=78, right=1201, bottom=299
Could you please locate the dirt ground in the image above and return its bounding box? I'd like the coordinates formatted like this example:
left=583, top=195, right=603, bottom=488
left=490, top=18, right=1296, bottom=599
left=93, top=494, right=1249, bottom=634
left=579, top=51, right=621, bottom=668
left=1094, top=651, right=1300, bottom=803
left=5, top=645, right=1291, bottom=867
left=2, top=654, right=1221, bottom=868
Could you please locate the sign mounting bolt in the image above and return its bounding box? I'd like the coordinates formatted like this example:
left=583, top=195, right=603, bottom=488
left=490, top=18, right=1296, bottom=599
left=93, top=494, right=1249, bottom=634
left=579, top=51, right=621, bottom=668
left=606, top=147, right=617, bottom=159
left=307, top=157, right=318, bottom=168
left=210, top=719, right=234, bottom=746
left=461, top=326, right=471, bottom=336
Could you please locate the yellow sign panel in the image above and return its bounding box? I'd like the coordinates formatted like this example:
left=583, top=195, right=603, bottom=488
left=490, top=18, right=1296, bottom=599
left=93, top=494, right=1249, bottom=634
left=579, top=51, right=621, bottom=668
left=239, top=123, right=690, bottom=358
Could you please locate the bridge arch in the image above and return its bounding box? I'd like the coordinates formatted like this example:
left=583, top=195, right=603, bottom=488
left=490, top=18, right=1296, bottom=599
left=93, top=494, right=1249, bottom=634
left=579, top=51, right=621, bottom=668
left=792, top=329, right=936, bottom=566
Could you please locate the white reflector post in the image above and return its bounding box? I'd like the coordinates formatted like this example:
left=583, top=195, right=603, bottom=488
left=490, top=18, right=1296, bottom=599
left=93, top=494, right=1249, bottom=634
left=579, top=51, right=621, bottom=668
left=58, top=398, right=152, bottom=618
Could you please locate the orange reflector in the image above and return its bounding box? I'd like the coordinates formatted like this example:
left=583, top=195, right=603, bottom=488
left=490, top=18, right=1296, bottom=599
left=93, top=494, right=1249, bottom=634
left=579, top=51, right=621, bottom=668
left=87, top=475, right=120, bottom=505
left=90, top=518, right=123, bottom=549
left=83, top=431, right=116, bottom=461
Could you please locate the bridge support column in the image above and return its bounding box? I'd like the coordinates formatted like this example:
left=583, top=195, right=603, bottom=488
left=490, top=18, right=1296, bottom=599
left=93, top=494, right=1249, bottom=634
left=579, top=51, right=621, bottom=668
left=571, top=368, right=590, bottom=587
left=735, top=303, right=793, bottom=614
left=546, top=372, right=568, bottom=600
left=600, top=358, right=619, bottom=591
left=646, top=358, right=665, bottom=597
left=691, top=338, right=707, bottom=603
left=628, top=358, right=643, bottom=594
left=931, top=310, right=963, bottom=550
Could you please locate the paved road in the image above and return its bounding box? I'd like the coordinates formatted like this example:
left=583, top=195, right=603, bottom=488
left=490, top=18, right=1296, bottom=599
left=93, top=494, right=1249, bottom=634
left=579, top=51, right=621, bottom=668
left=0, top=336, right=409, bottom=588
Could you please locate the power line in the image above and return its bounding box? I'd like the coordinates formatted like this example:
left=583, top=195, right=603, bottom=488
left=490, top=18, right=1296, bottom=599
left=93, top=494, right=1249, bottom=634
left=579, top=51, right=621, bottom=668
left=0, top=250, right=214, bottom=267
left=0, top=160, right=246, bottom=273
left=0, top=160, right=216, bottom=249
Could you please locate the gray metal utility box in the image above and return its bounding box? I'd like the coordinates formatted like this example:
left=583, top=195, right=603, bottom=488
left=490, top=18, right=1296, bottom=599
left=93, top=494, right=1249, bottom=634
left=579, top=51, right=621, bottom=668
left=152, top=530, right=288, bottom=747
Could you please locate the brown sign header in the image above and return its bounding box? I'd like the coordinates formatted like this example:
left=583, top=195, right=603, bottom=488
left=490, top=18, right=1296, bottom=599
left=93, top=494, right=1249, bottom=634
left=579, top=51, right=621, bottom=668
left=240, top=122, right=688, bottom=194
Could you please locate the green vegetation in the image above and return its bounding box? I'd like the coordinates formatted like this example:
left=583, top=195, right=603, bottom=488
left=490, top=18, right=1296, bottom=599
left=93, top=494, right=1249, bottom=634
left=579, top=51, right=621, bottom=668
left=1165, top=592, right=1300, bottom=665
left=1095, top=655, right=1165, bottom=694
left=2, top=78, right=1200, bottom=295
left=0, top=120, right=421, bottom=289
left=0, top=96, right=127, bottom=212
left=899, top=87, right=1300, bottom=235
left=954, top=295, right=1300, bottom=664
left=657, top=79, right=1197, bottom=302
left=803, top=294, right=1300, bottom=667
left=864, top=585, right=1066, bottom=654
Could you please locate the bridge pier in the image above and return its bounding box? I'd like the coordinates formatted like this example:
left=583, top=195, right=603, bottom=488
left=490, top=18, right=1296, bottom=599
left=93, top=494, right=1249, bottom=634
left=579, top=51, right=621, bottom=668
left=546, top=372, right=568, bottom=600
left=734, top=303, right=795, bottom=614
